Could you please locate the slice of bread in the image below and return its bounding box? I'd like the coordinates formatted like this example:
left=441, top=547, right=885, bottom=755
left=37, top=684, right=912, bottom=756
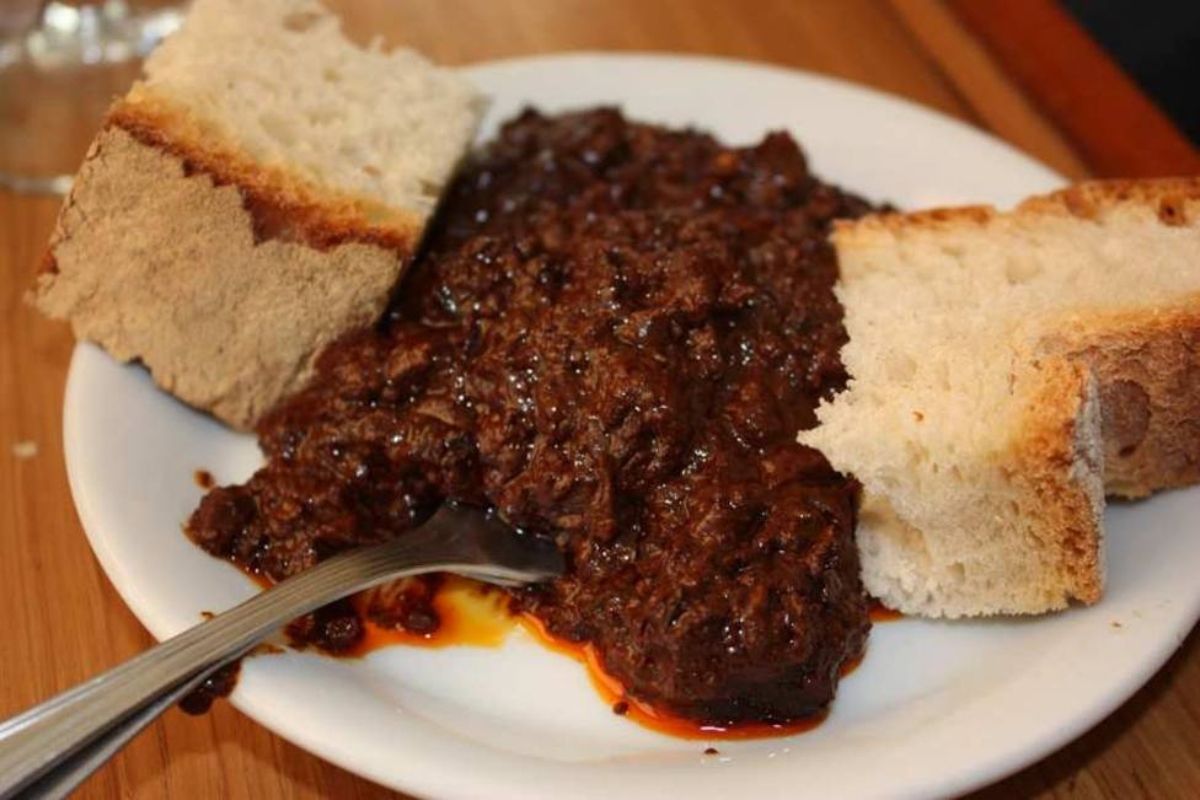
left=33, top=0, right=482, bottom=428
left=800, top=179, right=1200, bottom=617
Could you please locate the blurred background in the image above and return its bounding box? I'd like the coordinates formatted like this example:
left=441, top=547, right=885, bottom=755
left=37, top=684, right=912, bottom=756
left=1062, top=0, right=1199, bottom=144
left=1, top=0, right=1197, bottom=196
left=0, top=0, right=183, bottom=191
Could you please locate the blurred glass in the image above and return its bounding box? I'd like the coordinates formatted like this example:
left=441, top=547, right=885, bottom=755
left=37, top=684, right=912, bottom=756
left=0, top=1, right=185, bottom=195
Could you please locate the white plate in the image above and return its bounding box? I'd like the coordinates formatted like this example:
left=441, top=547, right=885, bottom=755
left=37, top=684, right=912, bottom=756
left=64, top=54, right=1200, bottom=800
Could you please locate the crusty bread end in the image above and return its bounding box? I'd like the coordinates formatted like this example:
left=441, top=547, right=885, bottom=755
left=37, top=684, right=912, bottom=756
left=1040, top=304, right=1200, bottom=498
left=35, top=127, right=406, bottom=428
left=806, top=178, right=1200, bottom=617
left=31, top=0, right=482, bottom=428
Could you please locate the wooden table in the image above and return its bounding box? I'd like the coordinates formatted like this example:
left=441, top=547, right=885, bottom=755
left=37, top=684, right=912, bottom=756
left=3, top=1, right=1198, bottom=797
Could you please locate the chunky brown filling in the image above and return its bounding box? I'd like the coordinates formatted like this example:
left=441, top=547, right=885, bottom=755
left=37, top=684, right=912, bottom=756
left=188, top=108, right=875, bottom=724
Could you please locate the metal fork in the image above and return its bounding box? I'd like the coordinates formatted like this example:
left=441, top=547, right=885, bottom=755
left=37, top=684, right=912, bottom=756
left=0, top=503, right=564, bottom=799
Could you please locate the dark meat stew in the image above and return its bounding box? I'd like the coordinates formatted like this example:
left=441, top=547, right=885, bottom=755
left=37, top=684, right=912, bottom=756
left=188, top=108, right=876, bottom=725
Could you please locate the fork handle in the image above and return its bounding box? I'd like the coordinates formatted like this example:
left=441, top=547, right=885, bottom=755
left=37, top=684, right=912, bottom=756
left=0, top=520, right=479, bottom=799
left=11, top=672, right=210, bottom=800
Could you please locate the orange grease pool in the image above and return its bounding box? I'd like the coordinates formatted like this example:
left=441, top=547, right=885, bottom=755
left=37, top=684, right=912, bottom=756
left=328, top=577, right=868, bottom=740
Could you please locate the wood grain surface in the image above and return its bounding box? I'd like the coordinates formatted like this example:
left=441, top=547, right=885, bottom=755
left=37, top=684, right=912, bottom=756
left=2, top=1, right=1197, bottom=798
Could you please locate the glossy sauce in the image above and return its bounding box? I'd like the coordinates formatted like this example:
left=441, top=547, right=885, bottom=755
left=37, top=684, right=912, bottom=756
left=178, top=660, right=241, bottom=715
left=221, top=514, right=881, bottom=735
left=330, top=578, right=846, bottom=740
left=343, top=576, right=515, bottom=655
left=868, top=600, right=904, bottom=622
left=518, top=613, right=832, bottom=740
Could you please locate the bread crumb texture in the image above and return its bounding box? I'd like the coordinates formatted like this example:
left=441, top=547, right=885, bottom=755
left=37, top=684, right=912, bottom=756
left=802, top=179, right=1200, bottom=617
left=127, top=0, right=481, bottom=231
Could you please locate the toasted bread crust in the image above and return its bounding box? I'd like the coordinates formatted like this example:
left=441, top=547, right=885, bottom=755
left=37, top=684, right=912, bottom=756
left=1010, top=358, right=1105, bottom=607
left=33, top=126, right=407, bottom=428
left=107, top=91, right=426, bottom=256
left=1020, top=178, right=1200, bottom=223
left=1041, top=301, right=1200, bottom=498
left=834, top=178, right=1200, bottom=239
